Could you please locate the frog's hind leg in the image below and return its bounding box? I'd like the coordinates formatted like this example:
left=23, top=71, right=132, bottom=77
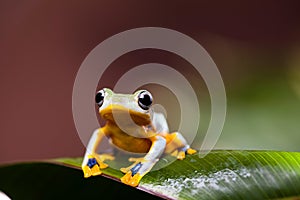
left=165, top=132, right=197, bottom=160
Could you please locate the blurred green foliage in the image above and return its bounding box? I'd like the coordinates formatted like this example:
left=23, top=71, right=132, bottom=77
left=216, top=73, right=300, bottom=151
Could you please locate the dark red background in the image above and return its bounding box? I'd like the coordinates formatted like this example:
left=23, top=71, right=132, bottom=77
left=1, top=1, right=299, bottom=163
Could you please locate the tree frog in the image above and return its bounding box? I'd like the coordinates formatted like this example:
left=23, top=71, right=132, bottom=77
left=81, top=88, right=196, bottom=187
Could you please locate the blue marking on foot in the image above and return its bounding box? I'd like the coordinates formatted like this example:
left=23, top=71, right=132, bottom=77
left=87, top=158, right=97, bottom=168
left=130, top=162, right=142, bottom=176
left=180, top=145, right=189, bottom=153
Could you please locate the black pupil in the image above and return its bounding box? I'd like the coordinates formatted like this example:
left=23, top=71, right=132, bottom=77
left=95, top=92, right=104, bottom=104
left=139, top=92, right=152, bottom=109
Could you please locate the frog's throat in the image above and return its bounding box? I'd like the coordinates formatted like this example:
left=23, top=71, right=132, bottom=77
left=100, top=104, right=151, bottom=126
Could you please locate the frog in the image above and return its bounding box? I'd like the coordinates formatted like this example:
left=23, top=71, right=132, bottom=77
left=81, top=88, right=196, bottom=187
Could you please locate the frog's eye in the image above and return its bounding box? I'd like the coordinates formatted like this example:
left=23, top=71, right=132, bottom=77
left=138, top=90, right=153, bottom=110
left=95, top=89, right=105, bottom=107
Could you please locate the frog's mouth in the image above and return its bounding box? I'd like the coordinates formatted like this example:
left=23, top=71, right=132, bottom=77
left=100, top=104, right=151, bottom=126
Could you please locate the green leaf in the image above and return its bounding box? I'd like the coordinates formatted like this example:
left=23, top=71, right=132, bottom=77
left=1, top=151, right=300, bottom=200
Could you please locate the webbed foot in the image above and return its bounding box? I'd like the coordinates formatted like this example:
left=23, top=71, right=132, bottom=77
left=187, top=148, right=197, bottom=155
left=171, top=147, right=197, bottom=160
left=120, top=171, right=143, bottom=187
left=82, top=157, right=102, bottom=178
left=82, top=154, right=114, bottom=178
left=120, top=162, right=144, bottom=187
left=120, top=159, right=156, bottom=187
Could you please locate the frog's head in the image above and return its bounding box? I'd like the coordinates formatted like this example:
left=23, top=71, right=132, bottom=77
left=95, top=88, right=153, bottom=126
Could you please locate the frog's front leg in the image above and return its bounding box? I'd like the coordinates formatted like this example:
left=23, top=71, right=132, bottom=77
left=120, top=135, right=166, bottom=187
left=81, top=128, right=114, bottom=178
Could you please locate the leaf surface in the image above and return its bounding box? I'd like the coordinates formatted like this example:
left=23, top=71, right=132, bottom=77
left=1, top=151, right=300, bottom=200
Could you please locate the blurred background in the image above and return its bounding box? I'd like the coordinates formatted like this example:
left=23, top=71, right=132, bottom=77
left=0, top=1, right=299, bottom=163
